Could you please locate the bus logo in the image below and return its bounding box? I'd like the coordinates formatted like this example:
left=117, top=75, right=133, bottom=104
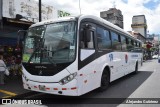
left=35, top=66, right=47, bottom=69
left=109, top=54, right=113, bottom=61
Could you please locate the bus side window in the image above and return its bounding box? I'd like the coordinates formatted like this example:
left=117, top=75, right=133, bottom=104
left=97, top=26, right=111, bottom=49
left=126, top=38, right=134, bottom=51
left=135, top=41, right=138, bottom=47
left=121, top=35, right=127, bottom=51
left=111, top=32, right=121, bottom=50
left=87, top=31, right=94, bottom=49
left=139, top=42, right=141, bottom=47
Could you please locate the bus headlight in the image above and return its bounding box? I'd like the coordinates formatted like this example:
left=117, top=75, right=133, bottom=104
left=59, top=72, right=77, bottom=85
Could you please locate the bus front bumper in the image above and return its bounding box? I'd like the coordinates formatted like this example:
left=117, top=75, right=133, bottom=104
left=22, top=76, right=78, bottom=96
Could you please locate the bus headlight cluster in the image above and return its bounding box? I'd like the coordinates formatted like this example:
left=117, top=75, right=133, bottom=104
left=59, top=72, right=77, bottom=85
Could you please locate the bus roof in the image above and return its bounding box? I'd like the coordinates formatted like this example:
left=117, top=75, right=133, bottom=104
left=30, top=14, right=138, bottom=41
left=78, top=15, right=136, bottom=40
left=30, top=16, right=78, bottom=28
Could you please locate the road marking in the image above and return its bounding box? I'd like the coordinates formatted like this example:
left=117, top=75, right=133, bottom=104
left=2, top=96, right=12, bottom=98
left=0, top=90, right=17, bottom=96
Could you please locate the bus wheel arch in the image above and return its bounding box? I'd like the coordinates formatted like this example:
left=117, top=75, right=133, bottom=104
left=98, top=66, right=110, bottom=91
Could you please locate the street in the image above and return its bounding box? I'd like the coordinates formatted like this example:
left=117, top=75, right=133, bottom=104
left=0, top=0, right=160, bottom=107
left=1, top=59, right=160, bottom=107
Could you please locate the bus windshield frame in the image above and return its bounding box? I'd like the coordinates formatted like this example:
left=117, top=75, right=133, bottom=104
left=22, top=21, right=77, bottom=64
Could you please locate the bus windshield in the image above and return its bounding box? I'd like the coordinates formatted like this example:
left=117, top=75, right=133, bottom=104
left=22, top=21, right=77, bottom=64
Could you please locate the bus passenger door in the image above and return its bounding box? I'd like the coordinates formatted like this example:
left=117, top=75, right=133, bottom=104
left=78, top=22, right=98, bottom=95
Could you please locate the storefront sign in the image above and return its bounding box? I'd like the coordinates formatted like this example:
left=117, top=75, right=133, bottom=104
left=58, top=10, right=70, bottom=17
left=3, top=0, right=58, bottom=22
left=3, top=0, right=71, bottom=22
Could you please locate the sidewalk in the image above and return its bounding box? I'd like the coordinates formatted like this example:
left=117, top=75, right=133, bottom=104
left=0, top=75, right=30, bottom=98
left=118, top=59, right=160, bottom=107
left=0, top=76, right=47, bottom=107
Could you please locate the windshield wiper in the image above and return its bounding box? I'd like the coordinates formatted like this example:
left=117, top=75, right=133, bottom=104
left=28, top=48, right=57, bottom=66
left=28, top=47, right=40, bottom=63
left=47, top=56, right=57, bottom=67
left=41, top=48, right=57, bottom=66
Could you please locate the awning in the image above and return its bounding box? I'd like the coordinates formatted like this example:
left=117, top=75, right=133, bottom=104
left=0, top=37, right=17, bottom=46
left=0, top=31, right=18, bottom=38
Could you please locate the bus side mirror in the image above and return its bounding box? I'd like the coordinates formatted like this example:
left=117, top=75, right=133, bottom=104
left=80, top=29, right=91, bottom=42
left=86, top=30, right=91, bottom=42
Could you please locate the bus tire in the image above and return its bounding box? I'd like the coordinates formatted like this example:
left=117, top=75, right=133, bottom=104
left=141, top=59, right=143, bottom=66
left=98, top=70, right=110, bottom=92
left=134, top=62, right=138, bottom=74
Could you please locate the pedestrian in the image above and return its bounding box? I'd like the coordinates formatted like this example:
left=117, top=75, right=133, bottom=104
left=0, top=55, right=8, bottom=85
left=11, top=55, right=17, bottom=75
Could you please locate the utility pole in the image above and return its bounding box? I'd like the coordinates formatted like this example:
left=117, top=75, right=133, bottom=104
left=158, top=35, right=160, bottom=63
left=0, top=0, right=3, bottom=29
left=79, top=0, right=81, bottom=14
left=39, top=0, right=41, bottom=22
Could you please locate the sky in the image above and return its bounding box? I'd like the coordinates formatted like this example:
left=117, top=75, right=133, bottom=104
left=38, top=0, right=160, bottom=34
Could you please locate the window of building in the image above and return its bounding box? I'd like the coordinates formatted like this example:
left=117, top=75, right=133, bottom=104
left=107, top=13, right=114, bottom=19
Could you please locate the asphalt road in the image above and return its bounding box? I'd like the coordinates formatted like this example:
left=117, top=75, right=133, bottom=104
left=1, top=59, right=159, bottom=107
left=24, top=59, right=158, bottom=107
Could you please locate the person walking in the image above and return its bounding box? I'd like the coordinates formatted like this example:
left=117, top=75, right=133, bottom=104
left=0, top=55, right=7, bottom=85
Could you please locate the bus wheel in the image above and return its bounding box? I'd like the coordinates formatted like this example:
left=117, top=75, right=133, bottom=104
left=141, top=59, right=143, bottom=66
left=134, top=62, right=138, bottom=74
left=99, top=71, right=110, bottom=91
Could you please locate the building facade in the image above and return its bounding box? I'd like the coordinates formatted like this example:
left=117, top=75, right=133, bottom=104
left=0, top=0, right=71, bottom=61
left=0, top=0, right=71, bottom=46
left=100, top=8, right=123, bottom=29
left=128, top=31, right=146, bottom=43
left=131, top=15, right=147, bottom=38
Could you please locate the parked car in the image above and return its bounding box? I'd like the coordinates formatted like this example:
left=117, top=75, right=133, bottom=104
left=152, top=55, right=158, bottom=59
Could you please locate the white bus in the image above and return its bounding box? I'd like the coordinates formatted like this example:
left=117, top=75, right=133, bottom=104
left=21, top=15, right=143, bottom=96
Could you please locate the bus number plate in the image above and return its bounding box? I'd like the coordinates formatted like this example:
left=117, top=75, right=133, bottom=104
left=39, top=85, right=46, bottom=91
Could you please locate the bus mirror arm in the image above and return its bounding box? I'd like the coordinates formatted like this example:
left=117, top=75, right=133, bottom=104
left=18, top=30, right=27, bottom=36
left=17, top=30, right=27, bottom=45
